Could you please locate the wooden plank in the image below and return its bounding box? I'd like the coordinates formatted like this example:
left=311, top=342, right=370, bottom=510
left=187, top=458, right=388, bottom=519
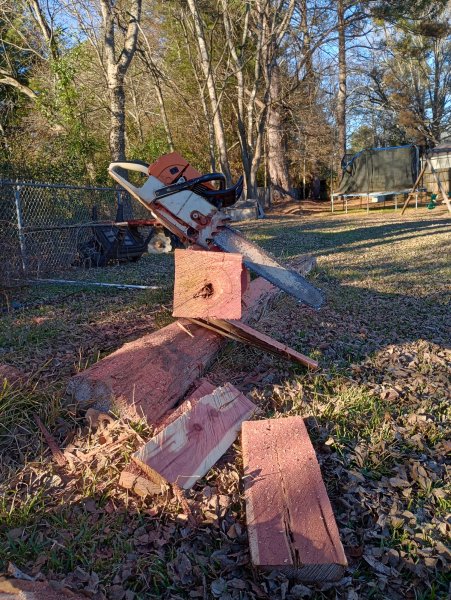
left=401, top=161, right=426, bottom=215
left=118, top=380, right=215, bottom=496
left=66, top=276, right=276, bottom=424
left=152, top=378, right=215, bottom=435
left=173, top=249, right=242, bottom=319
left=133, top=383, right=255, bottom=490
left=188, top=318, right=318, bottom=370
left=242, top=417, right=347, bottom=582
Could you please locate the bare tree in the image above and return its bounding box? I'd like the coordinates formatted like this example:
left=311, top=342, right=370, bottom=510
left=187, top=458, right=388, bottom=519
left=267, top=64, right=292, bottom=201
left=0, top=0, right=59, bottom=100
left=186, top=0, right=232, bottom=183
left=68, top=0, right=142, bottom=161
left=99, top=0, right=142, bottom=161
left=220, top=0, right=295, bottom=198
left=137, top=23, right=174, bottom=152
left=336, top=0, right=347, bottom=160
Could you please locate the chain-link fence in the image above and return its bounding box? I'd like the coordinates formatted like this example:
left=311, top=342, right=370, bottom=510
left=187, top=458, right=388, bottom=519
left=0, top=179, right=150, bottom=286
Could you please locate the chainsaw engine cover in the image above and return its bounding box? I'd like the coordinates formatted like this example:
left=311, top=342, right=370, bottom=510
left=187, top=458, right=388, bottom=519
left=148, top=152, right=214, bottom=188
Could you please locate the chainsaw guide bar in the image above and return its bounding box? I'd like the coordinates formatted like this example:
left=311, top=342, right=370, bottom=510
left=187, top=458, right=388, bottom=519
left=213, top=226, right=324, bottom=309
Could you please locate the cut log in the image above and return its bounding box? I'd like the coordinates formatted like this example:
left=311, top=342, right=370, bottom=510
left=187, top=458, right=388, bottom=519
left=66, top=276, right=276, bottom=423
left=188, top=318, right=318, bottom=370
left=242, top=417, right=347, bottom=582
left=173, top=249, right=242, bottom=319
left=133, top=383, right=255, bottom=490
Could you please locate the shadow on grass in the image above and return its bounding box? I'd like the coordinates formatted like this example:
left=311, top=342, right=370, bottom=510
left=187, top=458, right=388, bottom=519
left=240, top=214, right=451, bottom=259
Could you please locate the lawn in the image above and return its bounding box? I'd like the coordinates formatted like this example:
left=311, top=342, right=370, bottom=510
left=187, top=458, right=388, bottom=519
left=0, top=205, right=450, bottom=600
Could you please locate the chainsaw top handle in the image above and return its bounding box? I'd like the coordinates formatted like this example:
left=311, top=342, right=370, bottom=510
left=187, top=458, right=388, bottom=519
left=154, top=173, right=226, bottom=198
left=154, top=172, right=243, bottom=208
left=108, top=160, right=165, bottom=205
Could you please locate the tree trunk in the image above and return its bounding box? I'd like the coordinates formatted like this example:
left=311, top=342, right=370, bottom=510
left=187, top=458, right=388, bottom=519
left=337, top=0, right=347, bottom=162
left=186, top=0, right=231, bottom=183
left=109, top=80, right=127, bottom=161
left=300, top=0, right=313, bottom=82
left=154, top=78, right=174, bottom=152
left=267, top=64, right=292, bottom=202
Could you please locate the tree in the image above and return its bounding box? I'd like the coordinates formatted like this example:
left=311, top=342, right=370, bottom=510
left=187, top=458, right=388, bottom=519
left=70, top=0, right=142, bottom=162
left=219, top=0, right=295, bottom=198
left=185, top=0, right=232, bottom=183
left=349, top=1, right=451, bottom=147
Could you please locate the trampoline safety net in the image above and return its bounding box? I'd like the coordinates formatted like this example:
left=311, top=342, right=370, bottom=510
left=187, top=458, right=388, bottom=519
left=336, top=145, right=418, bottom=195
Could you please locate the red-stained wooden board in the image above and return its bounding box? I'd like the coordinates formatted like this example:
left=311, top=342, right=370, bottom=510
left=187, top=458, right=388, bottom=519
left=173, top=249, right=243, bottom=319
left=152, top=378, right=216, bottom=435
left=67, top=277, right=276, bottom=424
left=118, top=379, right=216, bottom=496
left=133, top=383, right=255, bottom=490
left=242, top=417, right=347, bottom=582
left=189, top=318, right=318, bottom=370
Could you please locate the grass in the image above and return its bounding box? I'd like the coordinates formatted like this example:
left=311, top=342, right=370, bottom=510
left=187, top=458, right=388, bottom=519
left=0, top=205, right=450, bottom=599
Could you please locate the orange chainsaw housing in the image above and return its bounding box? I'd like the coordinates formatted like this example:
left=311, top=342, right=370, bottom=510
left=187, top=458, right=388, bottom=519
left=148, top=152, right=214, bottom=188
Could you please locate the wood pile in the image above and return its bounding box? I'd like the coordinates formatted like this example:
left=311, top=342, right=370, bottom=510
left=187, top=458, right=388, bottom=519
left=64, top=250, right=346, bottom=583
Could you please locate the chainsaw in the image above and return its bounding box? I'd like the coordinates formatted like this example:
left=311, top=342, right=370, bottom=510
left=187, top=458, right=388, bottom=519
left=108, top=152, right=324, bottom=309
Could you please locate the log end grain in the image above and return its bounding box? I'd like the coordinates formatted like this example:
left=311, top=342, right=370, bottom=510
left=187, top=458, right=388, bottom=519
left=173, top=249, right=243, bottom=319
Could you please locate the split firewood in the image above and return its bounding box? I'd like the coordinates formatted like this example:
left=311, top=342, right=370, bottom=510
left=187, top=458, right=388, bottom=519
left=188, top=318, right=318, bottom=370
left=33, top=414, right=67, bottom=467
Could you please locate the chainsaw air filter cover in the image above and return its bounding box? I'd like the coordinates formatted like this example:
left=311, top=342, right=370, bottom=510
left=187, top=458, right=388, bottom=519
left=147, top=231, right=173, bottom=254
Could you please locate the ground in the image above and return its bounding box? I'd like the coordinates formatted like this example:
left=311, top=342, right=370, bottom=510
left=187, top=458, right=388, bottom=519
left=0, top=205, right=450, bottom=600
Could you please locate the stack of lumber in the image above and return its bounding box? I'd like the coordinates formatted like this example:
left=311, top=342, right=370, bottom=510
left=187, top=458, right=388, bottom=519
left=66, top=276, right=275, bottom=423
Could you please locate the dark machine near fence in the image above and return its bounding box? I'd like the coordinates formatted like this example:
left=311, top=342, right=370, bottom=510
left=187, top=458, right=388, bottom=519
left=0, top=179, right=151, bottom=285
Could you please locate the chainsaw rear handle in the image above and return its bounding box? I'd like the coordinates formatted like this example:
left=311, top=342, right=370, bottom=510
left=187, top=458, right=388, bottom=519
left=108, top=161, right=151, bottom=197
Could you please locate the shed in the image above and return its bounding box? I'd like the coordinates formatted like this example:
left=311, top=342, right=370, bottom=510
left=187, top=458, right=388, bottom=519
left=425, top=143, right=451, bottom=195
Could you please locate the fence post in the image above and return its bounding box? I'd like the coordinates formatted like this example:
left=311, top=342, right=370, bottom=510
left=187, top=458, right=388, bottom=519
left=116, top=189, right=123, bottom=219
left=14, top=184, right=27, bottom=275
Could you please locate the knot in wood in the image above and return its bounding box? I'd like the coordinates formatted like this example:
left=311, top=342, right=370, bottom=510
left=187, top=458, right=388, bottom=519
left=193, top=282, right=214, bottom=299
